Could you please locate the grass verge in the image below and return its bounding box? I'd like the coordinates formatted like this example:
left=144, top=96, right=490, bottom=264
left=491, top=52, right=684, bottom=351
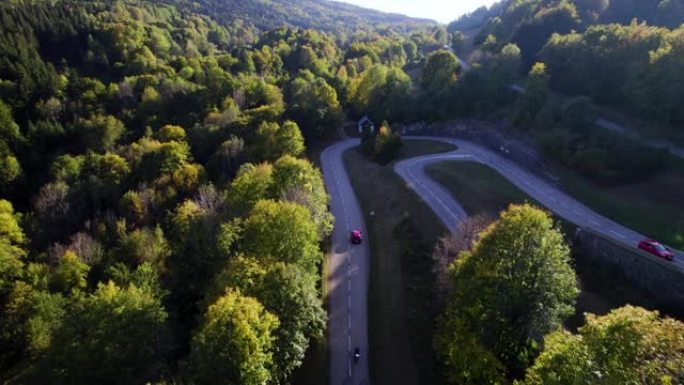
left=343, top=140, right=454, bottom=385
left=425, top=160, right=682, bottom=328
left=292, top=333, right=328, bottom=385
left=425, top=162, right=533, bottom=217
left=294, top=127, right=340, bottom=385
left=558, top=170, right=684, bottom=249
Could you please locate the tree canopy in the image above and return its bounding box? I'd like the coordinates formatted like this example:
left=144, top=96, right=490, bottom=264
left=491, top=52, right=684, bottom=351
left=241, top=200, right=321, bottom=273
left=46, top=281, right=167, bottom=385
left=520, top=306, right=684, bottom=385
left=0, top=0, right=680, bottom=383
left=437, top=204, right=579, bottom=382
left=183, top=288, right=279, bottom=385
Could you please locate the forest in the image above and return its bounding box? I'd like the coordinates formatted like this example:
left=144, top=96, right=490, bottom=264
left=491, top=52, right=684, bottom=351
left=452, top=0, right=684, bottom=126
left=436, top=1, right=684, bottom=383
left=446, top=0, right=684, bottom=184
left=1, top=0, right=684, bottom=384
left=174, top=0, right=436, bottom=32
left=0, top=0, right=447, bottom=384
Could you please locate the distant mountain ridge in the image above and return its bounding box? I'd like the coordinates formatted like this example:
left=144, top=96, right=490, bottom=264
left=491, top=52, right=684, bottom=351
left=173, top=0, right=437, bottom=33
left=449, top=0, right=684, bottom=34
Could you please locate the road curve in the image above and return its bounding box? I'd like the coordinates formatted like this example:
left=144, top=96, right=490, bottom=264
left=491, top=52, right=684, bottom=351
left=395, top=136, right=684, bottom=270
left=321, top=139, right=370, bottom=385
left=321, top=135, right=682, bottom=385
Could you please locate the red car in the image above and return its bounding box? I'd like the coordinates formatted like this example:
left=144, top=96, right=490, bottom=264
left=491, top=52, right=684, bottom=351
left=638, top=239, right=674, bottom=261
left=350, top=230, right=362, bottom=244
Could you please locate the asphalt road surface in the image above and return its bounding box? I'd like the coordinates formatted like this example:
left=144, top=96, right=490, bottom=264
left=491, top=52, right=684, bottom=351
left=321, top=136, right=682, bottom=385
left=321, top=139, right=370, bottom=385
left=395, top=136, right=684, bottom=270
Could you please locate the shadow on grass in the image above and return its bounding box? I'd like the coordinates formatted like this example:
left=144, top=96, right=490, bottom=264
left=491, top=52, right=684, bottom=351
left=342, top=140, right=454, bottom=385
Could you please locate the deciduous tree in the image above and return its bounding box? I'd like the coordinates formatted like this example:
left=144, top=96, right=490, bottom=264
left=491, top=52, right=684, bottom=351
left=514, top=62, right=550, bottom=127
left=271, top=155, right=332, bottom=237
left=47, top=281, right=167, bottom=385
left=520, top=306, right=684, bottom=385
left=253, top=120, right=305, bottom=161
left=241, top=200, right=320, bottom=272
left=184, top=289, right=278, bottom=385
left=76, top=114, right=125, bottom=152
left=228, top=162, right=273, bottom=213
left=0, top=200, right=25, bottom=294
left=210, top=259, right=326, bottom=383
left=49, top=251, right=89, bottom=293
left=437, top=204, right=578, bottom=381
left=421, top=50, right=460, bottom=93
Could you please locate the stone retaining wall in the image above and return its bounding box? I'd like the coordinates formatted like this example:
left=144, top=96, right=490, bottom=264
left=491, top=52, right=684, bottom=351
left=574, top=228, right=684, bottom=308
left=400, top=120, right=684, bottom=309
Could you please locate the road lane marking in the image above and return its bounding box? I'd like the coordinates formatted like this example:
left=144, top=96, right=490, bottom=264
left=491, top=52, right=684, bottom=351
left=347, top=203, right=354, bottom=380
left=327, top=137, right=684, bottom=385
left=406, top=166, right=461, bottom=225
left=402, top=136, right=684, bottom=263
left=321, top=141, right=368, bottom=382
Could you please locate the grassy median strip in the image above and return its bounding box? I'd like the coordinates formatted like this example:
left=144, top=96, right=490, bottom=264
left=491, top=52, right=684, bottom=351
left=425, top=161, right=532, bottom=216
left=343, top=140, right=454, bottom=385
left=425, top=160, right=680, bottom=328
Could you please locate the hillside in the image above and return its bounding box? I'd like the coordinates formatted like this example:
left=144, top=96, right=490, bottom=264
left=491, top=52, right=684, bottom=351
left=2, top=0, right=683, bottom=384
left=0, top=0, right=446, bottom=383
left=446, top=0, right=684, bottom=130
left=172, top=0, right=437, bottom=34
left=450, top=0, right=684, bottom=33
left=450, top=0, right=684, bottom=64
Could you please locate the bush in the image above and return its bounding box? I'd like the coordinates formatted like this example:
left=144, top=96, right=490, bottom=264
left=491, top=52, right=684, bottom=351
left=360, top=121, right=403, bottom=164
left=562, top=96, right=597, bottom=130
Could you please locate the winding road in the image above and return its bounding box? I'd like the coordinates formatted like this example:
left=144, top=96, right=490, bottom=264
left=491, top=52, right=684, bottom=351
left=322, top=135, right=683, bottom=385
left=395, top=136, right=683, bottom=268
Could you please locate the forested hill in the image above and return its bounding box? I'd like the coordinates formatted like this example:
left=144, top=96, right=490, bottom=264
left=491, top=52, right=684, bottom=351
left=170, top=0, right=436, bottom=33
left=449, top=0, right=684, bottom=67
left=0, top=0, right=446, bottom=383
left=450, top=0, right=684, bottom=33
left=445, top=0, right=684, bottom=128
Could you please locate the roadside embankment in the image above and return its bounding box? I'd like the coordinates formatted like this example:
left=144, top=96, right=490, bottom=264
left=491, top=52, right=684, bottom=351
left=574, top=228, right=684, bottom=312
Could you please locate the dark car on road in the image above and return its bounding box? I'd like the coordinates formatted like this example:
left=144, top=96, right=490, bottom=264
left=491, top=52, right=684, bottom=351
left=638, top=239, right=674, bottom=261
left=350, top=230, right=362, bottom=244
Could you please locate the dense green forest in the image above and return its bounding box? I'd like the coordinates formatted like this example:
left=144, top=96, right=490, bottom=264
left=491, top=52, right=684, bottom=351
left=1, top=0, right=684, bottom=384
left=451, top=0, right=684, bottom=126
left=174, top=0, right=436, bottom=32
left=443, top=0, right=684, bottom=184
left=0, top=0, right=450, bottom=384
left=434, top=3, right=684, bottom=383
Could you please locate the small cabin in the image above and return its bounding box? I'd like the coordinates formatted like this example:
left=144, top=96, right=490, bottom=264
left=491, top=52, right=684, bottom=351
left=358, top=116, right=375, bottom=134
